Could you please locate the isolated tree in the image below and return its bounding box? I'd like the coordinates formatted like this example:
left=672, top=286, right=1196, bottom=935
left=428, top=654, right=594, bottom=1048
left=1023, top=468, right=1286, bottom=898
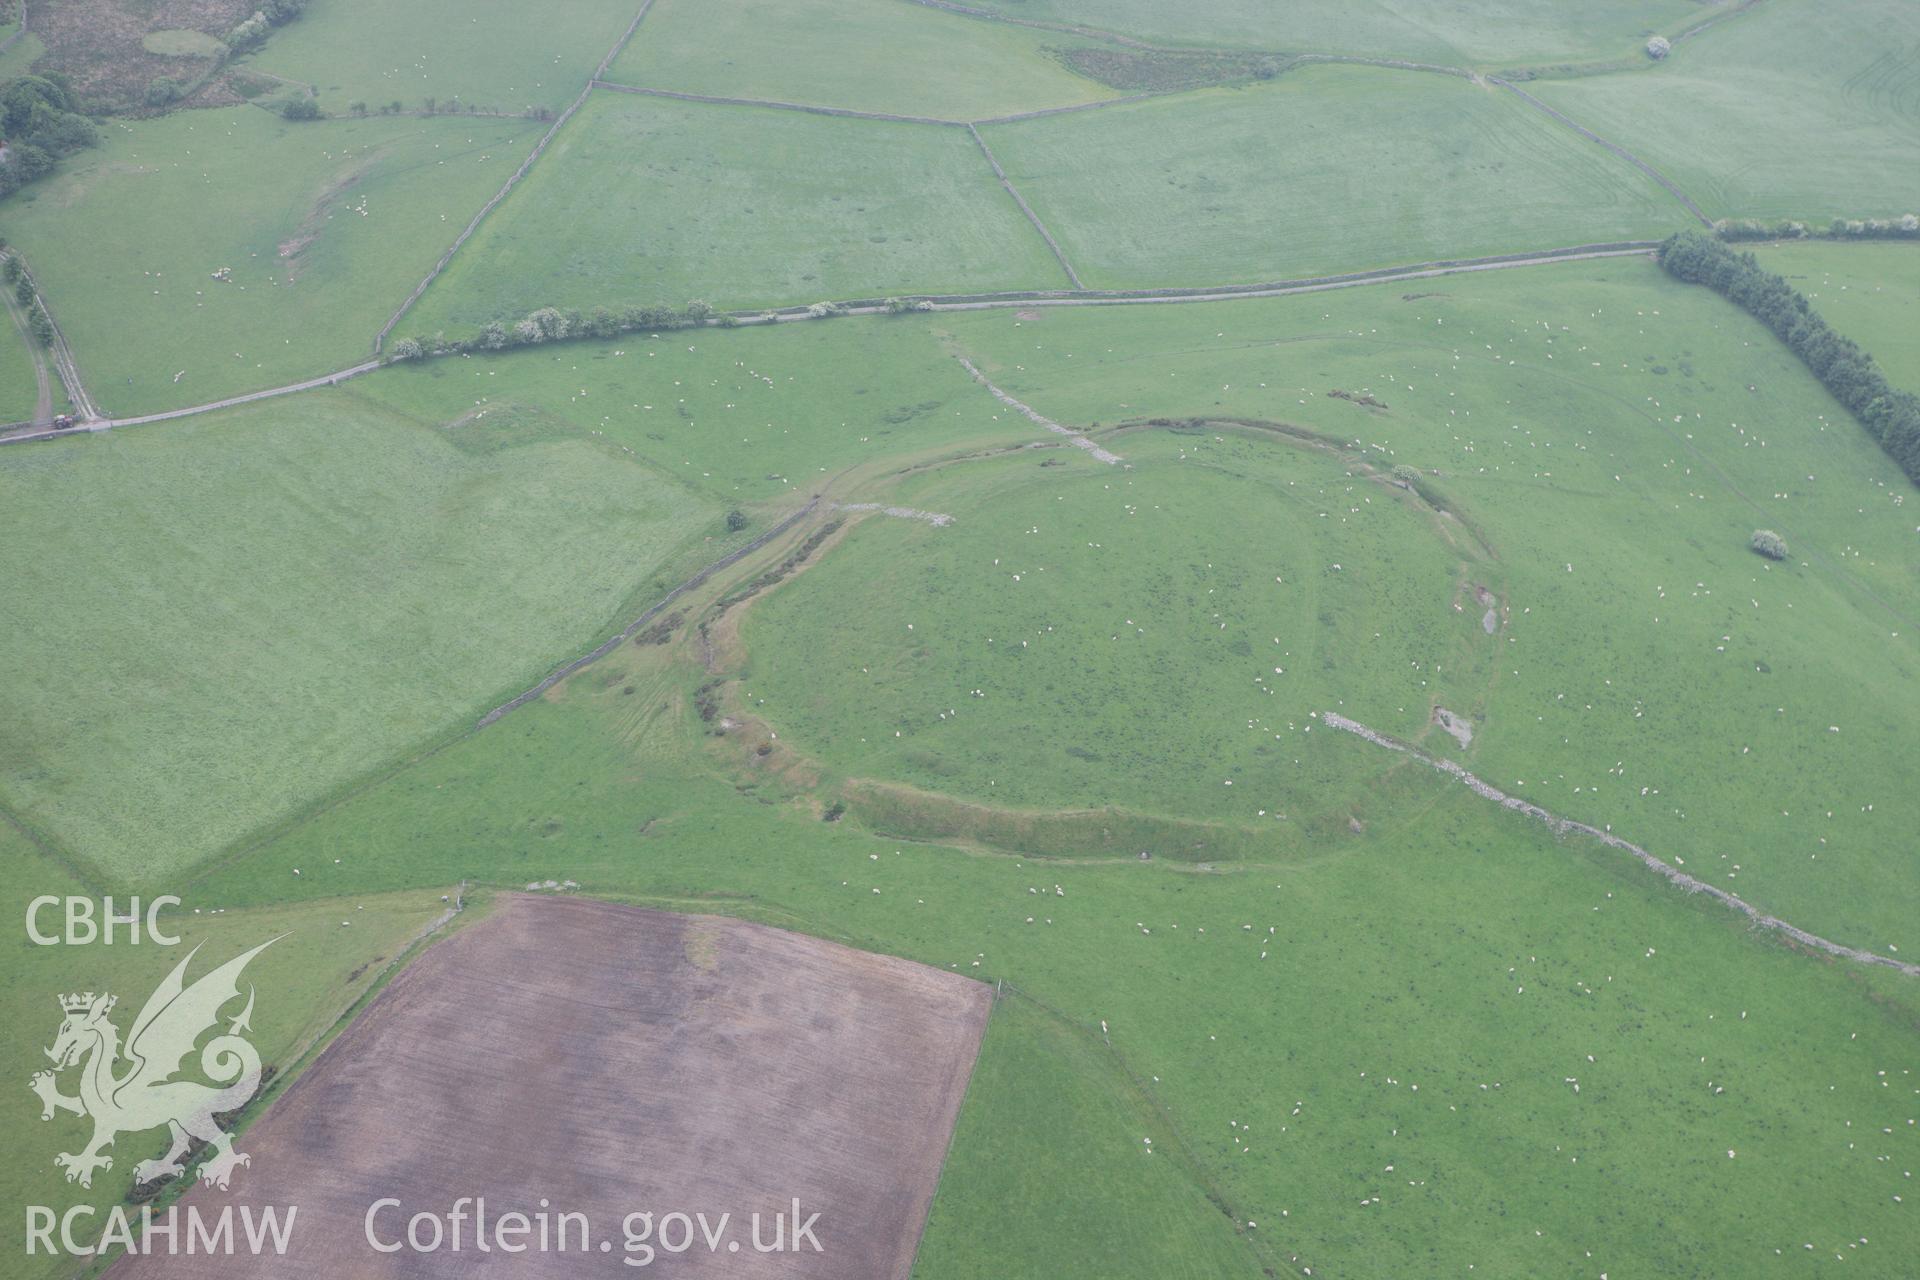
left=2, top=254, right=22, bottom=285
left=1750, top=529, right=1789, bottom=560
left=1645, top=35, right=1671, bottom=59
left=522, top=306, right=570, bottom=342
left=348, top=100, right=367, bottom=116
left=227, top=12, right=271, bottom=49
left=2, top=75, right=72, bottom=135
left=726, top=510, right=749, bottom=532
left=28, top=112, right=96, bottom=158
left=388, top=337, right=425, bottom=362
left=15, top=275, right=35, bottom=307
left=280, top=98, right=321, bottom=121
left=0, top=141, right=53, bottom=187
left=28, top=306, right=54, bottom=347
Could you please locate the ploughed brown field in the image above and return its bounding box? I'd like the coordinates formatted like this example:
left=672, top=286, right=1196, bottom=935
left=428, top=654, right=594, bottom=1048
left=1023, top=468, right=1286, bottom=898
left=112, top=894, right=992, bottom=1277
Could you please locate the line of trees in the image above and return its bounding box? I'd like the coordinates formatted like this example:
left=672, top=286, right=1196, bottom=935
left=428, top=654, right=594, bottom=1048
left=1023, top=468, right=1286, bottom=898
left=388, top=301, right=729, bottom=362
left=1715, top=215, right=1920, bottom=243
left=343, top=98, right=548, bottom=119
left=3, top=250, right=56, bottom=346
left=1658, top=230, right=1920, bottom=483
left=387, top=294, right=933, bottom=364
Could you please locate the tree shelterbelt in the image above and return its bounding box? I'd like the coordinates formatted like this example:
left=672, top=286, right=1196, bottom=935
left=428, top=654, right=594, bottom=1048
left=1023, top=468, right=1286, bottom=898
left=1658, top=230, right=1920, bottom=484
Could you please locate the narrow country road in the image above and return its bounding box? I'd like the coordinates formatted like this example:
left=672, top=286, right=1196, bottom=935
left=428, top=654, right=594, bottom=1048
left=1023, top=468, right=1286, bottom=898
left=0, top=242, right=1657, bottom=448
left=107, top=361, right=385, bottom=427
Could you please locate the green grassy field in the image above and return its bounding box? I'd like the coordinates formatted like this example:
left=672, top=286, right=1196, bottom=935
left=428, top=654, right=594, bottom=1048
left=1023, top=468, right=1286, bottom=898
left=406, top=93, right=1063, bottom=333
left=0, top=826, right=460, bottom=1277
left=129, top=261, right=1919, bottom=1280
left=604, top=0, right=1114, bottom=120
left=1532, top=0, right=1920, bottom=221
left=914, top=995, right=1257, bottom=1279
left=0, top=390, right=715, bottom=881
left=979, top=66, right=1685, bottom=289
left=1755, top=240, right=1920, bottom=385
left=247, top=0, right=640, bottom=114
left=959, top=0, right=1706, bottom=66
left=3, top=1, right=1919, bottom=1272
left=0, top=107, right=539, bottom=414
left=6, top=254, right=1913, bottom=1277
left=357, top=314, right=1038, bottom=503
left=170, top=558, right=1920, bottom=1280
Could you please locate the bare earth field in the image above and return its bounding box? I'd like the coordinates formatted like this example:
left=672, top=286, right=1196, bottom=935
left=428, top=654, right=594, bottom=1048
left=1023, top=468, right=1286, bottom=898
left=113, top=895, right=992, bottom=1278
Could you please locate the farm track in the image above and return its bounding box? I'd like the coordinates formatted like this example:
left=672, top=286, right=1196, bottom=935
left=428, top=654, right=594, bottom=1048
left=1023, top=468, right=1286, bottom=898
left=901, top=0, right=1163, bottom=50
left=1673, top=0, right=1769, bottom=45
left=0, top=268, right=53, bottom=427
left=593, top=80, right=965, bottom=127
left=0, top=242, right=1658, bottom=447
left=956, top=354, right=1119, bottom=461
left=1, top=248, right=99, bottom=422
left=1323, top=712, right=1920, bottom=977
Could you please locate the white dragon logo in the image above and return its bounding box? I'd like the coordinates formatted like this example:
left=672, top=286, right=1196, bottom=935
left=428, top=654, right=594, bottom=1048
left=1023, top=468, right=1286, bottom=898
left=30, top=938, right=277, bottom=1191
